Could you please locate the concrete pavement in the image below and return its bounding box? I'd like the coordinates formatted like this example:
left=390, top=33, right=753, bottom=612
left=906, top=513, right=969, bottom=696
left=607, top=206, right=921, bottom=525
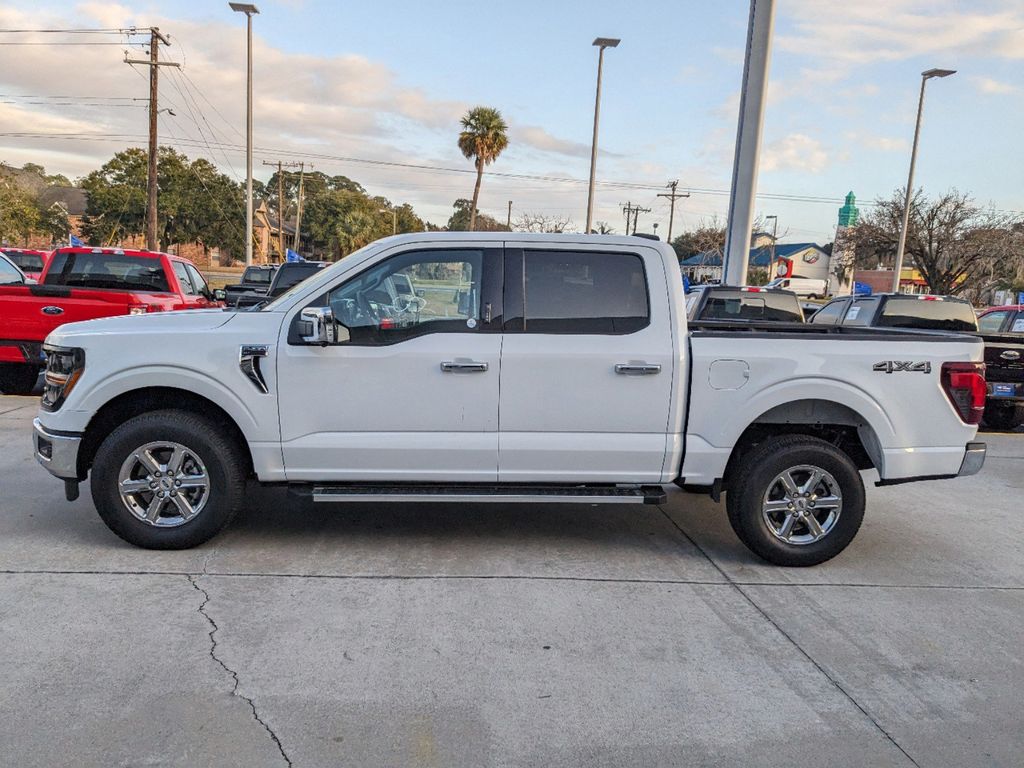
left=1, top=395, right=1022, bottom=767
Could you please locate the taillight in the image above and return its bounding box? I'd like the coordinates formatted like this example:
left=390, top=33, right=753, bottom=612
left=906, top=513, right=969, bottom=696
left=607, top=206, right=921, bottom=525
left=128, top=303, right=165, bottom=315
left=941, top=361, right=986, bottom=425
left=741, top=287, right=764, bottom=292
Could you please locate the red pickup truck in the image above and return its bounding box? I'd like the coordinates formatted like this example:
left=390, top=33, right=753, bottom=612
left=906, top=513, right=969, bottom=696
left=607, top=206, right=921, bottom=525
left=0, top=246, right=221, bottom=394
left=1, top=248, right=51, bottom=281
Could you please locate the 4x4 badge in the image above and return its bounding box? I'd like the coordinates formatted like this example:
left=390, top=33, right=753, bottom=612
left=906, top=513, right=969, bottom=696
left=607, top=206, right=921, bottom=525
left=873, top=361, right=931, bottom=374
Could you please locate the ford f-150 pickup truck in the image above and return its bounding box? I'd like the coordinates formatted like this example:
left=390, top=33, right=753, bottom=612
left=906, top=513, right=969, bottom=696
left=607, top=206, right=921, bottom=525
left=976, top=305, right=1024, bottom=430
left=0, top=246, right=221, bottom=394
left=31, top=233, right=988, bottom=565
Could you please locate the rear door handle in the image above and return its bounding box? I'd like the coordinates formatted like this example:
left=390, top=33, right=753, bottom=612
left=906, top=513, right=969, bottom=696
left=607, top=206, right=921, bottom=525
left=615, top=363, right=661, bottom=375
left=441, top=360, right=489, bottom=373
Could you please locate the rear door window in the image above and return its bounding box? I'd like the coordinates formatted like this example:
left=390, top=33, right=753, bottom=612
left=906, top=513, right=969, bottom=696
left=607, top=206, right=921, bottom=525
left=519, top=250, right=649, bottom=334
left=172, top=262, right=198, bottom=295
left=978, top=310, right=1011, bottom=333
left=809, top=299, right=848, bottom=325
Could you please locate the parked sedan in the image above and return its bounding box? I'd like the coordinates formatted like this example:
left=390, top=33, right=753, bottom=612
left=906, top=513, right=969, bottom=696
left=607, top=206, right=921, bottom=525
left=809, top=293, right=978, bottom=332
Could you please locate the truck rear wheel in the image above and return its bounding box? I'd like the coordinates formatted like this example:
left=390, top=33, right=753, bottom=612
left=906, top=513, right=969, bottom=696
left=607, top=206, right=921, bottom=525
left=726, top=435, right=865, bottom=567
left=0, top=363, right=40, bottom=395
left=90, top=409, right=246, bottom=549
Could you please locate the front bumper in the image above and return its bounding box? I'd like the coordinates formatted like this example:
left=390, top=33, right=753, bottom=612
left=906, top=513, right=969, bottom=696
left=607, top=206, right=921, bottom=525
left=33, top=418, right=82, bottom=480
left=958, top=441, right=986, bottom=477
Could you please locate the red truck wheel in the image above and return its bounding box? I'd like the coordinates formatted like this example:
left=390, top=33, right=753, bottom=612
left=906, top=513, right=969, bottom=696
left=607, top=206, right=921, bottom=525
left=0, top=363, right=40, bottom=395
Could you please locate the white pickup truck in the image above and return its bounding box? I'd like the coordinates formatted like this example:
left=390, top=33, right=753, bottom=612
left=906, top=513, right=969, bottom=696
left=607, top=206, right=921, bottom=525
left=32, top=233, right=987, bottom=566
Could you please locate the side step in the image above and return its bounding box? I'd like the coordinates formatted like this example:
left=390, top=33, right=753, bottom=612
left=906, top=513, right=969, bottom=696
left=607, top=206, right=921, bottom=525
left=309, top=484, right=667, bottom=505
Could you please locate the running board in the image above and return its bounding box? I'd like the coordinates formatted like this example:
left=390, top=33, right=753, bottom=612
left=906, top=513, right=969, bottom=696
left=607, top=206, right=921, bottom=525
left=309, top=484, right=667, bottom=505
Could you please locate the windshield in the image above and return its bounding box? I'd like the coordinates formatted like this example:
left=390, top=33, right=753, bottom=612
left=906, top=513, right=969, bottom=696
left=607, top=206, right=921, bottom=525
left=44, top=251, right=170, bottom=292
left=4, top=251, right=44, bottom=271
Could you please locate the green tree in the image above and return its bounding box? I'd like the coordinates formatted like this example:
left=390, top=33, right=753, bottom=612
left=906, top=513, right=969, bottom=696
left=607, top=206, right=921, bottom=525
left=446, top=198, right=506, bottom=232
left=304, top=188, right=393, bottom=259
left=80, top=147, right=245, bottom=256
left=457, top=106, right=508, bottom=231
left=0, top=183, right=41, bottom=244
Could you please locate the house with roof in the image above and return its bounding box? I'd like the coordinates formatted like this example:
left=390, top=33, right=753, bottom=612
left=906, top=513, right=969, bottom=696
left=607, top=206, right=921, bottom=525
left=680, top=241, right=831, bottom=284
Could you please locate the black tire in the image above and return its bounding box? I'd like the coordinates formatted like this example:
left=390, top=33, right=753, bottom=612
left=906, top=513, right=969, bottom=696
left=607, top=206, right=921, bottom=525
left=726, top=434, right=865, bottom=567
left=90, top=409, right=247, bottom=549
left=0, top=363, right=40, bottom=395
left=982, top=403, right=1023, bottom=432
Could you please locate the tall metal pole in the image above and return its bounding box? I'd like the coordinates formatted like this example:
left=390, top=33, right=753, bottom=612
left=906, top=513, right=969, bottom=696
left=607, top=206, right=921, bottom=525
left=244, top=12, right=254, bottom=265
left=586, top=38, right=619, bottom=235
left=722, top=0, right=775, bottom=286
left=292, top=161, right=307, bottom=251
left=146, top=28, right=159, bottom=251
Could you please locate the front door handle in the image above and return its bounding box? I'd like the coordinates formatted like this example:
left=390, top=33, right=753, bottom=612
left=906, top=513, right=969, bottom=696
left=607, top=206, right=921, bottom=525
left=615, top=362, right=661, bottom=375
left=441, top=360, right=489, bottom=373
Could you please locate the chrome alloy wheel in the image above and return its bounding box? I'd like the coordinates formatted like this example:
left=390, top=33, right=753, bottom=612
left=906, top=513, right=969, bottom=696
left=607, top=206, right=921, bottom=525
left=116, top=441, right=210, bottom=527
left=761, top=464, right=842, bottom=545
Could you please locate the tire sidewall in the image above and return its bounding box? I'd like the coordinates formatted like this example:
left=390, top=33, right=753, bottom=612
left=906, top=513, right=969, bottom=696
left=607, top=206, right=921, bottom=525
left=90, top=411, right=243, bottom=549
left=729, top=439, right=865, bottom=567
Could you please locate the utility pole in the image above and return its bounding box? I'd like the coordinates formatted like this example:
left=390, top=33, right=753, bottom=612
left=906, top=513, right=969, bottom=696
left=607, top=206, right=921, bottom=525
left=124, top=28, right=179, bottom=251
left=507, top=200, right=513, bottom=230
left=657, top=180, right=689, bottom=245
left=622, top=201, right=650, bottom=235
left=292, top=162, right=311, bottom=251
left=262, top=159, right=300, bottom=260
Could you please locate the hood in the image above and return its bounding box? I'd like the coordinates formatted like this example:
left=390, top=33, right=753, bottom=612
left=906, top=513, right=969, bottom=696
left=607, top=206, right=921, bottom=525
left=47, top=309, right=238, bottom=346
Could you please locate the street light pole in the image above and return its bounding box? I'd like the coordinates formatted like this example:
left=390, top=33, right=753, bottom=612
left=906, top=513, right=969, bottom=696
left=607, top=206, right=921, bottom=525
left=230, top=3, right=259, bottom=266
left=765, top=214, right=778, bottom=267
left=585, top=37, right=620, bottom=235
left=891, top=67, right=955, bottom=294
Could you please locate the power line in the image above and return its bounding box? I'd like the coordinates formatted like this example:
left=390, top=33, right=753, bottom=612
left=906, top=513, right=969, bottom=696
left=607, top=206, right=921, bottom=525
left=657, top=180, right=690, bottom=243
left=0, top=27, right=142, bottom=34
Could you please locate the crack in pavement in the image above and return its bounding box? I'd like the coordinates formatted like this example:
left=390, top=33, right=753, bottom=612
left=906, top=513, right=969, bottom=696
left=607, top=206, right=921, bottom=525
left=187, top=575, right=293, bottom=767
left=658, top=507, right=922, bottom=768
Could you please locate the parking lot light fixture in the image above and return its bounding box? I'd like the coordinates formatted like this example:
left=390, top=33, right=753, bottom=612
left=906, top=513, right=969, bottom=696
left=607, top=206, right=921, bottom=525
left=230, top=3, right=259, bottom=265
left=891, top=67, right=955, bottom=293
left=585, top=37, right=620, bottom=235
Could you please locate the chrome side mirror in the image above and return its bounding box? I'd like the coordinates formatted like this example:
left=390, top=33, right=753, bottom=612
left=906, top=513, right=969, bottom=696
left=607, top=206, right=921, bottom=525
left=300, top=306, right=335, bottom=345
left=213, top=288, right=227, bottom=302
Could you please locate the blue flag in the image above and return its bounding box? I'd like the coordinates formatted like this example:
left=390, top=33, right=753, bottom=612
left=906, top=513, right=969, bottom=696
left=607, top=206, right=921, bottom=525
left=285, top=248, right=303, bottom=262
left=70, top=234, right=84, bottom=247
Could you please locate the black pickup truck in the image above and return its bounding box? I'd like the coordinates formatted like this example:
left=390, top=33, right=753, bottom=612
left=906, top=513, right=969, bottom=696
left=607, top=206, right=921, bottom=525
left=977, top=305, right=1024, bottom=430
left=223, top=264, right=278, bottom=307
left=237, top=261, right=328, bottom=309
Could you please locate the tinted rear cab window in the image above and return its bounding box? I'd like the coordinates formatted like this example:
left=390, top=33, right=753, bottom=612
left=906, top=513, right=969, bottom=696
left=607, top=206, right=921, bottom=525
left=44, top=252, right=169, bottom=292
left=4, top=251, right=44, bottom=271
left=697, top=289, right=803, bottom=322
left=878, top=297, right=978, bottom=332
left=522, top=250, right=649, bottom=334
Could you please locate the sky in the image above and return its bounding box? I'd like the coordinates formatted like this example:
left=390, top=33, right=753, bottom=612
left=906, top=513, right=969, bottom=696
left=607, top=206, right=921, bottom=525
left=0, top=0, right=1021, bottom=244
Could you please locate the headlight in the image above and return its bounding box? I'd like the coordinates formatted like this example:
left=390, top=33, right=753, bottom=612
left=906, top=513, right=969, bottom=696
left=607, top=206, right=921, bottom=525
left=41, top=345, right=85, bottom=412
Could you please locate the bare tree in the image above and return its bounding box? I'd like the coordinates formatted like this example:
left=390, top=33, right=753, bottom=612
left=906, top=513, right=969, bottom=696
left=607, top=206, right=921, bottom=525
left=852, top=188, right=1020, bottom=297
left=513, top=212, right=575, bottom=233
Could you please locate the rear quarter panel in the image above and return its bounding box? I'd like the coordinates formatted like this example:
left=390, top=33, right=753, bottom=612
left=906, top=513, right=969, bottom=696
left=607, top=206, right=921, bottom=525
left=682, top=330, right=983, bottom=483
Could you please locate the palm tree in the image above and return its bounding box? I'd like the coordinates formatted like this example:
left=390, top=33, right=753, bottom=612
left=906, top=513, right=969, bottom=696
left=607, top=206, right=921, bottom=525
left=457, top=107, right=509, bottom=231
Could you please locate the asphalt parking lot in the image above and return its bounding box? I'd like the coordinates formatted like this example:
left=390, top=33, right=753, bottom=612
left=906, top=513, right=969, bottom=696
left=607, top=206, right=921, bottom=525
left=1, top=394, right=1022, bottom=768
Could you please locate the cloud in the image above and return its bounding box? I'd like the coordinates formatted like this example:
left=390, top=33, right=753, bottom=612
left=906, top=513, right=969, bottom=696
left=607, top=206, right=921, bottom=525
left=778, top=0, right=1024, bottom=64
left=972, top=76, right=1018, bottom=94
left=760, top=134, right=829, bottom=174
left=513, top=125, right=592, bottom=158
left=843, top=131, right=910, bottom=153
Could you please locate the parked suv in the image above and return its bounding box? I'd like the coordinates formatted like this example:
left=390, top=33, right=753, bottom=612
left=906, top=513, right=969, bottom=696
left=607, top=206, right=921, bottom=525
left=810, top=293, right=978, bottom=332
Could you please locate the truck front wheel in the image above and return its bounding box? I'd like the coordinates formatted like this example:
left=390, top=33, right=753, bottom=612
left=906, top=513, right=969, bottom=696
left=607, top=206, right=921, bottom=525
left=726, top=435, right=865, bottom=567
left=0, top=363, right=40, bottom=395
left=90, top=409, right=246, bottom=549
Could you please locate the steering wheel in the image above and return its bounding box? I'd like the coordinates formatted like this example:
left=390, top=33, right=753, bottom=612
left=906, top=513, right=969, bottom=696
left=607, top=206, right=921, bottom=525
left=392, top=294, right=427, bottom=314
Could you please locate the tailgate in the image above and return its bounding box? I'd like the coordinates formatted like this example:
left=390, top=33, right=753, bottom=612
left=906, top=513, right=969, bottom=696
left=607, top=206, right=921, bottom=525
left=983, top=333, right=1024, bottom=392
left=4, top=285, right=132, bottom=344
